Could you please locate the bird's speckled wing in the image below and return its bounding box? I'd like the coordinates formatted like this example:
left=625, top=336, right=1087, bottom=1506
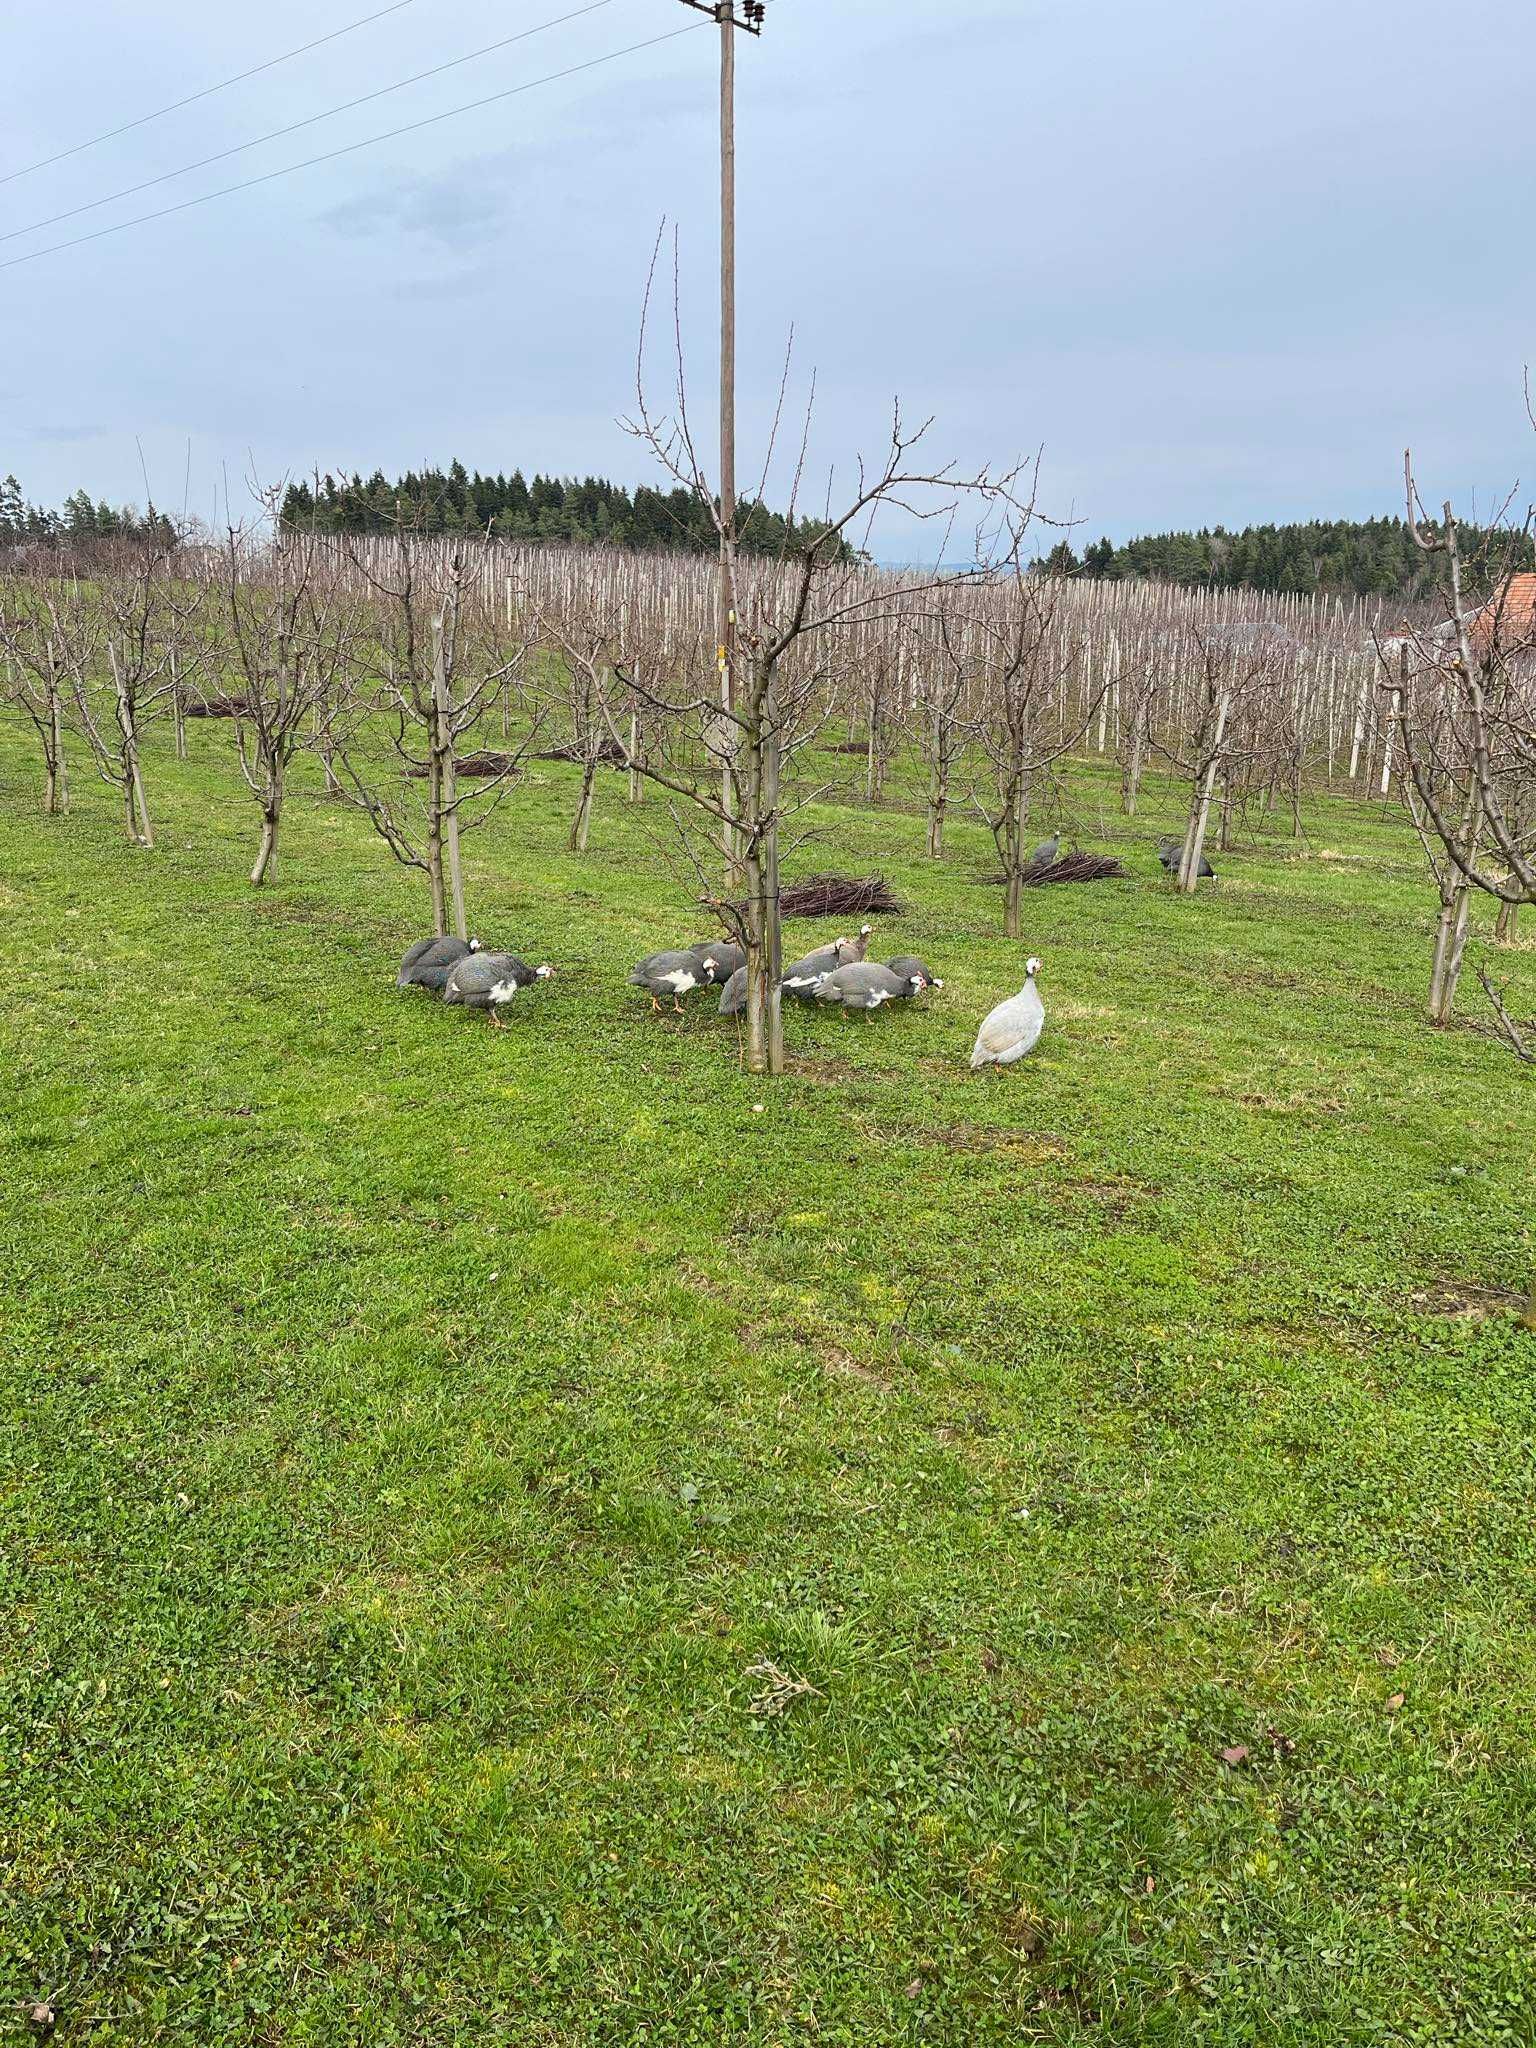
left=976, top=997, right=1026, bottom=1051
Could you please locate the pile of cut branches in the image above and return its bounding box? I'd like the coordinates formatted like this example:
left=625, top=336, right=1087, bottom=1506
left=535, top=738, right=627, bottom=766
left=780, top=873, right=905, bottom=919
left=1023, top=852, right=1129, bottom=886
left=976, top=853, right=1129, bottom=888
left=184, top=694, right=250, bottom=719
left=408, top=750, right=520, bottom=780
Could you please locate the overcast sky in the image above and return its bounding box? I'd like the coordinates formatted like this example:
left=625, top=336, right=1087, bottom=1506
left=3, top=0, right=1532, bottom=551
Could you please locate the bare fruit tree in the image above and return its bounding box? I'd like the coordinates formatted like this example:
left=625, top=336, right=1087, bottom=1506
left=915, top=596, right=972, bottom=858
left=52, top=533, right=195, bottom=847
left=334, top=539, right=539, bottom=938
left=532, top=580, right=627, bottom=855
left=617, top=357, right=1027, bottom=1072
left=204, top=506, right=363, bottom=886
left=967, top=559, right=1101, bottom=937
left=1153, top=626, right=1270, bottom=894
left=0, top=581, right=71, bottom=813
left=1385, top=460, right=1536, bottom=1025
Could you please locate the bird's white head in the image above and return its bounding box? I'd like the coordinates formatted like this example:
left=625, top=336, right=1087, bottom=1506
left=468, top=937, right=484, bottom=953
left=1025, top=956, right=1042, bottom=979
left=859, top=922, right=873, bottom=936
left=535, top=963, right=555, bottom=980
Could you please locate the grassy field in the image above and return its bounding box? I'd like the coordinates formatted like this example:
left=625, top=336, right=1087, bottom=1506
left=2, top=723, right=1534, bottom=2046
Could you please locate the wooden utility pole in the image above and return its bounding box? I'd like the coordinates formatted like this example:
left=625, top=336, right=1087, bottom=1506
left=680, top=2, right=764, bottom=871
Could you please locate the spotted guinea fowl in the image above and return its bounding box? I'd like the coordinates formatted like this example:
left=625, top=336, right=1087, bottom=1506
left=781, top=924, right=873, bottom=1002
left=398, top=934, right=481, bottom=992
left=443, top=951, right=554, bottom=1025
left=690, top=940, right=745, bottom=985
left=815, top=962, right=929, bottom=1013
left=629, top=946, right=719, bottom=1013
left=884, top=954, right=942, bottom=991
left=970, top=957, right=1044, bottom=1070
left=1158, top=835, right=1215, bottom=880
left=1030, top=832, right=1061, bottom=869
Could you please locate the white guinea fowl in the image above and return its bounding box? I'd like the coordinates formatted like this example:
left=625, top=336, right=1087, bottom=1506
left=970, top=957, right=1045, bottom=1070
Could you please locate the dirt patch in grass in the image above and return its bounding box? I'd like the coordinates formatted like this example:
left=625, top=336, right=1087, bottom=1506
left=1411, top=1280, right=1528, bottom=1320
left=1218, top=964, right=1296, bottom=993
left=784, top=1054, right=858, bottom=1084
left=1056, top=1175, right=1150, bottom=1219
left=919, top=1126, right=1069, bottom=1163
left=1229, top=1087, right=1346, bottom=1115
left=804, top=1331, right=891, bottom=1389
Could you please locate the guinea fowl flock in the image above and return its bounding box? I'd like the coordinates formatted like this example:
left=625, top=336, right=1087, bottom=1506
left=398, top=934, right=554, bottom=1027
left=394, top=834, right=1202, bottom=1067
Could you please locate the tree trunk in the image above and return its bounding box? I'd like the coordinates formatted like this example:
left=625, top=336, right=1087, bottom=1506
left=108, top=640, right=153, bottom=847
left=431, top=615, right=467, bottom=941
left=742, top=655, right=784, bottom=1076
left=1120, top=722, right=1145, bottom=815
left=1179, top=689, right=1229, bottom=893
left=1427, top=883, right=1472, bottom=1025
left=44, top=681, right=68, bottom=813
left=926, top=743, right=948, bottom=858
left=41, top=647, right=68, bottom=814
left=1496, top=899, right=1520, bottom=945
left=250, top=800, right=281, bottom=888
left=628, top=708, right=643, bottom=803
left=569, top=755, right=597, bottom=853
left=1347, top=675, right=1369, bottom=781
left=172, top=650, right=187, bottom=760
left=1002, top=771, right=1031, bottom=940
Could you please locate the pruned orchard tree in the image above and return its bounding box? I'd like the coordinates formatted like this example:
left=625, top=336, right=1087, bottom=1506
left=203, top=505, right=365, bottom=886
left=334, top=536, right=540, bottom=939
left=0, top=578, right=72, bottom=813
left=530, top=568, right=628, bottom=854
left=617, top=380, right=1026, bottom=1067
left=610, top=233, right=1033, bottom=1072
left=1152, top=625, right=1271, bottom=894
left=966, top=555, right=1101, bottom=936
left=50, top=531, right=196, bottom=847
left=1384, top=457, right=1536, bottom=1028
left=915, top=595, right=974, bottom=857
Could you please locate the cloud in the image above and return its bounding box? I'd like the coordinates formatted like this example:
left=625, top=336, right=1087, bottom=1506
left=26, top=423, right=107, bottom=444
left=320, top=176, right=507, bottom=249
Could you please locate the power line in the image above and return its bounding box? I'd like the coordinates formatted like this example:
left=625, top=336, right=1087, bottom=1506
left=2, top=0, right=624, bottom=247
left=2, top=1, right=419, bottom=190
left=0, top=24, right=705, bottom=273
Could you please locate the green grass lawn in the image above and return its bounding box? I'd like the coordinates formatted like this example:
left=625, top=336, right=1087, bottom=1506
left=2, top=726, right=1534, bottom=2046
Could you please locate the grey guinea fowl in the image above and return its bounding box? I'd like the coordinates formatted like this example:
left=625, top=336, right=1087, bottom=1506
left=719, top=965, right=748, bottom=1016
left=443, top=951, right=554, bottom=1026
left=628, top=947, right=718, bottom=1013
left=690, top=941, right=745, bottom=985
left=398, top=934, right=481, bottom=991
left=884, top=954, right=943, bottom=991
left=781, top=924, right=873, bottom=1001
left=1158, top=836, right=1215, bottom=879
left=816, top=962, right=928, bottom=1013
left=970, top=957, right=1045, bottom=1069
left=1030, top=832, right=1061, bottom=868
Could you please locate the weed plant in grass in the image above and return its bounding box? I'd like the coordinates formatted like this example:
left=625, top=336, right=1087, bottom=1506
left=1, top=724, right=1533, bottom=2045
